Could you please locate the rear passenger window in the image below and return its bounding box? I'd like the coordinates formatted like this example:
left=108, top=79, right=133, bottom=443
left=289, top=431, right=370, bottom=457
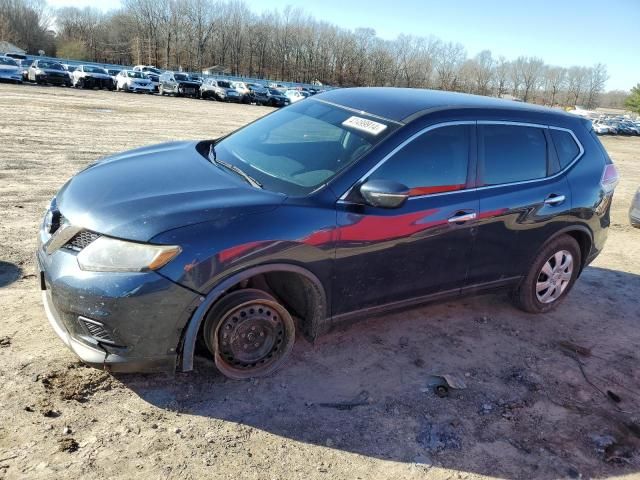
left=369, top=125, right=470, bottom=196
left=550, top=129, right=580, bottom=168
left=479, top=125, right=547, bottom=185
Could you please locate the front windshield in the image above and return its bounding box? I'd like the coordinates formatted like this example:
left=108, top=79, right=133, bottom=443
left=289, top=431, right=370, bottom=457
left=0, top=57, right=17, bottom=66
left=218, top=81, right=232, bottom=88
left=84, top=66, right=107, bottom=74
left=38, top=61, right=63, bottom=70
left=175, top=73, right=188, bottom=81
left=126, top=71, right=143, bottom=78
left=268, top=89, right=281, bottom=95
left=145, top=67, right=161, bottom=74
left=214, top=100, right=397, bottom=195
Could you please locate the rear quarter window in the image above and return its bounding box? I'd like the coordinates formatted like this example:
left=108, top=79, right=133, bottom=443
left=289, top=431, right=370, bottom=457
left=550, top=129, right=580, bottom=168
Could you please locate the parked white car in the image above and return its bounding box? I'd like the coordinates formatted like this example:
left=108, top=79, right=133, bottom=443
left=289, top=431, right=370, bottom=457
left=231, top=81, right=251, bottom=102
left=133, top=65, right=162, bottom=91
left=115, top=70, right=154, bottom=93
left=284, top=89, right=305, bottom=103
left=61, top=64, right=77, bottom=81
left=592, top=120, right=611, bottom=135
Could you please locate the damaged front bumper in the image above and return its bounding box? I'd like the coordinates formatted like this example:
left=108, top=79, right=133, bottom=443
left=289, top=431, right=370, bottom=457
left=36, top=233, right=199, bottom=373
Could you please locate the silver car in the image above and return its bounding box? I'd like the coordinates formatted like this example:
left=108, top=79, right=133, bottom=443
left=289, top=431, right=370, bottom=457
left=630, top=187, right=640, bottom=228
left=0, top=56, right=22, bottom=83
left=115, top=70, right=154, bottom=93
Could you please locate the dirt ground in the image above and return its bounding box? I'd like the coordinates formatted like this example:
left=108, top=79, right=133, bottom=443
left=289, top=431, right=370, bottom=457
left=0, top=83, right=639, bottom=480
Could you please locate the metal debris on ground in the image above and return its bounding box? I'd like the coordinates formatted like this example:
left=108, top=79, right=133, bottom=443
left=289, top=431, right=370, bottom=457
left=317, top=390, right=370, bottom=410
left=427, top=374, right=467, bottom=397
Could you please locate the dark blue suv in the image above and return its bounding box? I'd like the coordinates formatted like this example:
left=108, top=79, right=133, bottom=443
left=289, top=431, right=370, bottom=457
left=37, top=88, right=619, bottom=379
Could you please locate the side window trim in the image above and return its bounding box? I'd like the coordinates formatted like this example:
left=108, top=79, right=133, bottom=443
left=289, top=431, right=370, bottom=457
left=338, top=120, right=476, bottom=201
left=544, top=128, right=562, bottom=175
left=548, top=126, right=584, bottom=169
left=475, top=121, right=585, bottom=190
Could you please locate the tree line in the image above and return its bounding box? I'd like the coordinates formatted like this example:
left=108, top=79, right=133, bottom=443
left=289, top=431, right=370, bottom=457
left=0, top=0, right=628, bottom=109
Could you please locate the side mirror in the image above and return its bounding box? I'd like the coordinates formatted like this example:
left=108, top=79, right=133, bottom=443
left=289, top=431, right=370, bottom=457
left=359, top=180, right=410, bottom=209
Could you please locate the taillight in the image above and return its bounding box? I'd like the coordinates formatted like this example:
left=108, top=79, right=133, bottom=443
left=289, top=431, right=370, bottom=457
left=601, top=164, right=619, bottom=193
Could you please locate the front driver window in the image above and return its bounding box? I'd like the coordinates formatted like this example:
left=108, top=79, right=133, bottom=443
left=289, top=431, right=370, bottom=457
left=368, top=124, right=471, bottom=196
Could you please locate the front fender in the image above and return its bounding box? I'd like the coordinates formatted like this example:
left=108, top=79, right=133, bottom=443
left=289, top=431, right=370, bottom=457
left=151, top=204, right=337, bottom=371
left=153, top=204, right=336, bottom=295
left=176, top=263, right=328, bottom=372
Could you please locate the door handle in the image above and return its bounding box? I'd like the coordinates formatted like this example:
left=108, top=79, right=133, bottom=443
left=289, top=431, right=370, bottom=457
left=544, top=194, right=566, bottom=206
left=448, top=211, right=477, bottom=223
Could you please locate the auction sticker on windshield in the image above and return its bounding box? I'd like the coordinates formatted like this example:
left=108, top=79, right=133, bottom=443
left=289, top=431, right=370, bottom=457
left=342, top=116, right=387, bottom=135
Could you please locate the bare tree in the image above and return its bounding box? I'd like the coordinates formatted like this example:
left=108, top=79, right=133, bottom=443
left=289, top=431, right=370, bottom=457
left=519, top=56, right=544, bottom=102
left=542, top=66, right=566, bottom=106
left=599, top=89, right=629, bottom=109
left=566, top=66, right=590, bottom=106
left=468, top=49, right=494, bottom=95
left=434, top=41, right=465, bottom=90
left=493, top=56, right=510, bottom=97
left=509, top=57, right=524, bottom=98
left=584, top=63, right=608, bottom=109
left=0, top=0, right=54, bottom=54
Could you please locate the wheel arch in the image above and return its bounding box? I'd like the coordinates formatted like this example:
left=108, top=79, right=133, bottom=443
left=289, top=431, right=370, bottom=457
left=178, top=263, right=329, bottom=372
left=546, top=225, right=593, bottom=273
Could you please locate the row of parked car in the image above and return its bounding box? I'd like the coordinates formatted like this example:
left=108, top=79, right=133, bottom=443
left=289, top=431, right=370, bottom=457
left=0, top=56, right=321, bottom=108
left=591, top=117, right=640, bottom=136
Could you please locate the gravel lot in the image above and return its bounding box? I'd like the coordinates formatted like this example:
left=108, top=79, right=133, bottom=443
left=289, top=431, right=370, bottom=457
left=0, top=83, right=639, bottom=480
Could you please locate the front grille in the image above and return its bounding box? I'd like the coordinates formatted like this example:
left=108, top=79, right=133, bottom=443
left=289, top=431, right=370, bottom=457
left=63, top=231, right=100, bottom=251
left=79, top=317, right=116, bottom=344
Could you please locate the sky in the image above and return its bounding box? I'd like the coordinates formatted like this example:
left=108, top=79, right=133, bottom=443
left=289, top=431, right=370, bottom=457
left=45, top=0, right=640, bottom=91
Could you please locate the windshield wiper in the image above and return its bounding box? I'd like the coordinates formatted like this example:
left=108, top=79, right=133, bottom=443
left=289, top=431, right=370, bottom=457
left=208, top=144, right=262, bottom=189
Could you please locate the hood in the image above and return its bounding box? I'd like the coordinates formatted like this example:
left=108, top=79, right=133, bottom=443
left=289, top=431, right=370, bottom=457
left=57, top=141, right=286, bottom=242
left=83, top=72, right=111, bottom=79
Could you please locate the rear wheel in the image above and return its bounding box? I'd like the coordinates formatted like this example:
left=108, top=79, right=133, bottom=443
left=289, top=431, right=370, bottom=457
left=202, top=289, right=296, bottom=379
left=513, top=235, right=581, bottom=313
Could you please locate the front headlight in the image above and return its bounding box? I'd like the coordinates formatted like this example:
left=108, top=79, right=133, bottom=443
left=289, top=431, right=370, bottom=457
left=77, top=236, right=181, bottom=272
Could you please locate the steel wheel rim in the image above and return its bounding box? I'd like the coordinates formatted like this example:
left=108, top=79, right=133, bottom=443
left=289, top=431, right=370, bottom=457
left=215, top=299, right=293, bottom=377
left=536, top=250, right=573, bottom=304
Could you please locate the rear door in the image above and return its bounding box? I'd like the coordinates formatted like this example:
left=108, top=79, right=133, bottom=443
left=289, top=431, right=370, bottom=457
left=332, top=122, right=479, bottom=315
left=467, top=122, right=574, bottom=287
